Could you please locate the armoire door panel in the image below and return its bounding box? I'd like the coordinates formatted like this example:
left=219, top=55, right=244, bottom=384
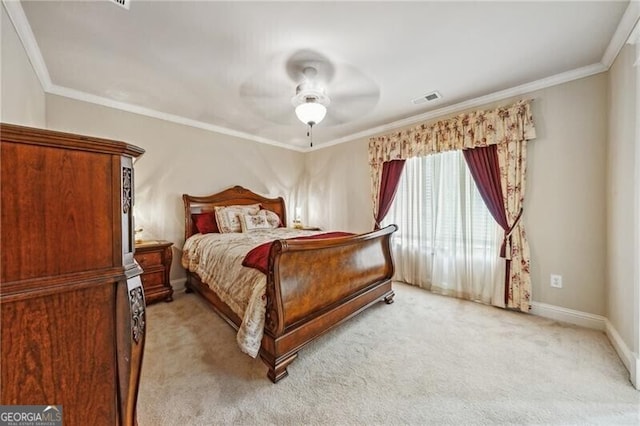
left=0, top=285, right=117, bottom=426
left=1, top=142, right=114, bottom=282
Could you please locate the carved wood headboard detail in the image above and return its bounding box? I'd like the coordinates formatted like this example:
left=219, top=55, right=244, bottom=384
left=182, top=185, right=287, bottom=241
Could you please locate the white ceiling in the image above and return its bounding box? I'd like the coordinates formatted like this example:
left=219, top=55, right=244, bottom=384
left=11, top=1, right=632, bottom=149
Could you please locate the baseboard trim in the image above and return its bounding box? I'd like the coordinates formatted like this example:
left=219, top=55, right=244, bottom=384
left=634, top=354, right=640, bottom=390
left=605, top=319, right=633, bottom=372
left=530, top=301, right=606, bottom=330
left=531, top=302, right=638, bottom=388
left=170, top=277, right=187, bottom=292
left=605, top=319, right=639, bottom=389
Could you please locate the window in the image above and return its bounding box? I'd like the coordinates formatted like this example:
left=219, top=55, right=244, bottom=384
left=382, top=150, right=502, bottom=304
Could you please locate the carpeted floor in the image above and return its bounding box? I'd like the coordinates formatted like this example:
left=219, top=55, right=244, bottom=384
left=137, top=282, right=639, bottom=425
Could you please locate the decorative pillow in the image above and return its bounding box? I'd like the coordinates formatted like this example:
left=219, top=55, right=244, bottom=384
left=239, top=211, right=272, bottom=232
left=214, top=204, right=261, bottom=233
left=261, top=208, right=282, bottom=228
left=191, top=211, right=219, bottom=234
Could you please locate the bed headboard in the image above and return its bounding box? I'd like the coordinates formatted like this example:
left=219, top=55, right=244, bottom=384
left=182, top=185, right=287, bottom=241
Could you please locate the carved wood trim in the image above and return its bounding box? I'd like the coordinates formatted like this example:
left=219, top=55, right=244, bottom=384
left=122, top=167, right=132, bottom=214
left=129, top=287, right=145, bottom=344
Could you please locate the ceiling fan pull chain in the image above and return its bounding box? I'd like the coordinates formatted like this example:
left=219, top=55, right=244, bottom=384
left=308, top=123, right=314, bottom=147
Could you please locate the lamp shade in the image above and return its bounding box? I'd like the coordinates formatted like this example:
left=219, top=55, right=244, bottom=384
left=295, top=102, right=327, bottom=126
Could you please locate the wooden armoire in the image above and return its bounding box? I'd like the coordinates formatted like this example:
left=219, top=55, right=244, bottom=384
left=0, top=123, right=146, bottom=426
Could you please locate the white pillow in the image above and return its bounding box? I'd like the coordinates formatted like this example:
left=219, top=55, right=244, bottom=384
left=214, top=204, right=260, bottom=233
left=239, top=211, right=272, bottom=232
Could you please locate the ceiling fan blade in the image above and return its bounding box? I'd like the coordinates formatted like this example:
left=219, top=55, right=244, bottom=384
left=323, top=104, right=370, bottom=126
left=321, top=62, right=380, bottom=124
left=285, top=49, right=335, bottom=85
left=330, top=89, right=380, bottom=104
left=326, top=87, right=380, bottom=125
left=239, top=69, right=295, bottom=124
left=238, top=49, right=380, bottom=128
left=239, top=77, right=290, bottom=100
left=247, top=108, right=299, bottom=130
left=249, top=101, right=298, bottom=125
left=328, top=64, right=379, bottom=98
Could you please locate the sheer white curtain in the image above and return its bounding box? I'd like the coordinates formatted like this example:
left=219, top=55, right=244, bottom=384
left=382, top=150, right=504, bottom=306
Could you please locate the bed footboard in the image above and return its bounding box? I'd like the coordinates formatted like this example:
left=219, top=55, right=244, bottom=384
left=260, top=224, right=397, bottom=382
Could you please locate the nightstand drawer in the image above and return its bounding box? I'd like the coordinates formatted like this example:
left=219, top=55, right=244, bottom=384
left=134, top=240, right=173, bottom=305
left=140, top=270, right=165, bottom=289
left=136, top=251, right=163, bottom=269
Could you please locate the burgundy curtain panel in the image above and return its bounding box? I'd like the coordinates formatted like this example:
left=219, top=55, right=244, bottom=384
left=374, top=159, right=406, bottom=229
left=463, top=145, right=512, bottom=304
left=463, top=146, right=508, bottom=236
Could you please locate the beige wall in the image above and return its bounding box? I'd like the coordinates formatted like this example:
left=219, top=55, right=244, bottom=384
left=0, top=7, right=628, bottom=321
left=527, top=75, right=608, bottom=315
left=302, top=139, right=373, bottom=233
left=45, top=95, right=305, bottom=282
left=1, top=4, right=45, bottom=127
left=607, top=44, right=638, bottom=354
left=306, top=74, right=609, bottom=315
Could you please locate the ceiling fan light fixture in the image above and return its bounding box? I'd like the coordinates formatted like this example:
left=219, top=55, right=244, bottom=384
left=295, top=100, right=327, bottom=126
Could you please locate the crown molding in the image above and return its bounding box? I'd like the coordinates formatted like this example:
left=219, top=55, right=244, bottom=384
left=602, top=0, right=640, bottom=67
left=2, top=0, right=629, bottom=153
left=2, top=0, right=51, bottom=91
left=628, top=12, right=640, bottom=45
left=631, top=18, right=640, bottom=67
left=40, top=61, right=608, bottom=154
left=3, top=0, right=303, bottom=153
left=310, top=62, right=607, bottom=151
left=47, top=85, right=306, bottom=152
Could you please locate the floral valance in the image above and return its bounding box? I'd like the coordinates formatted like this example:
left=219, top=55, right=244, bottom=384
left=368, top=99, right=536, bottom=164
left=368, top=99, right=536, bottom=222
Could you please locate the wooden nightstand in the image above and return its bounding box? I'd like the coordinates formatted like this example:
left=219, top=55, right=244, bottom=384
left=134, top=240, right=174, bottom=305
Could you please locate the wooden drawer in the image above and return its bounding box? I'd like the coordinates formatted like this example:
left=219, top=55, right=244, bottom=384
left=141, top=270, right=164, bottom=290
left=136, top=251, right=163, bottom=269
left=134, top=240, right=174, bottom=305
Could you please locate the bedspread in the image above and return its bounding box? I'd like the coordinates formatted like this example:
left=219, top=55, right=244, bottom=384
left=181, top=228, right=322, bottom=357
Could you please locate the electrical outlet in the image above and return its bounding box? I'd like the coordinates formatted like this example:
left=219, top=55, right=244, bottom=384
left=550, top=274, right=563, bottom=288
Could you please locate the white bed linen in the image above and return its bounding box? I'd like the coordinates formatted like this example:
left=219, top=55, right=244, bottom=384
left=181, top=228, right=321, bottom=357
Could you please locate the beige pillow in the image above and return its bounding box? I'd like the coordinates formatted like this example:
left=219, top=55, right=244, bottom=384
left=215, top=204, right=261, bottom=233
left=239, top=211, right=272, bottom=232
left=261, top=208, right=281, bottom=228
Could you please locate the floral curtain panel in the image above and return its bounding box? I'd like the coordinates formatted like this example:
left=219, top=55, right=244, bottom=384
left=496, top=138, right=531, bottom=311
left=368, top=99, right=536, bottom=311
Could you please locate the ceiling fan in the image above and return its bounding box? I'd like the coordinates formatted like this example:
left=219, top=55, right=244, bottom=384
left=239, top=49, right=380, bottom=146
left=291, top=66, right=330, bottom=146
left=292, top=67, right=330, bottom=124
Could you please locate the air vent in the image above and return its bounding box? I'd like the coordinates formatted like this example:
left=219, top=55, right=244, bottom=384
left=412, top=91, right=442, bottom=105
left=110, top=0, right=130, bottom=10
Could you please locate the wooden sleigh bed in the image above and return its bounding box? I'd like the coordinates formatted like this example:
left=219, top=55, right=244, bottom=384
left=182, top=185, right=397, bottom=382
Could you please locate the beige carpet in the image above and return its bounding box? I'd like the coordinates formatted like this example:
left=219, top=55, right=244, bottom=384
left=137, top=283, right=639, bottom=425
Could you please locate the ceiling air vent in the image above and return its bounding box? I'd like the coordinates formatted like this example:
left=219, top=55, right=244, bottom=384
left=110, top=0, right=130, bottom=10
left=412, top=91, right=442, bottom=105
